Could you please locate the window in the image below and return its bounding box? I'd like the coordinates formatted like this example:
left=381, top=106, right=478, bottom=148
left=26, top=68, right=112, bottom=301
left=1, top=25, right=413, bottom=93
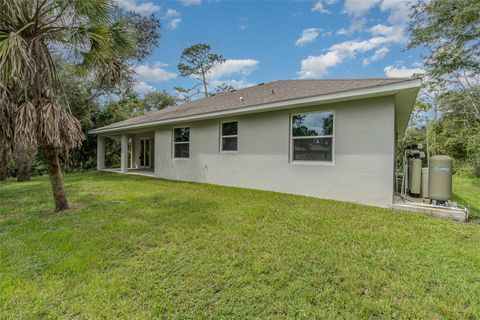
left=173, top=127, right=190, bottom=158
left=221, top=121, right=238, bottom=152
left=291, top=111, right=334, bottom=163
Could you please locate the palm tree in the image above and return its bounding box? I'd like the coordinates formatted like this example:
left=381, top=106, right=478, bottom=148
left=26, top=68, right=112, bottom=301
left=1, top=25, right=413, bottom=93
left=0, top=0, right=134, bottom=210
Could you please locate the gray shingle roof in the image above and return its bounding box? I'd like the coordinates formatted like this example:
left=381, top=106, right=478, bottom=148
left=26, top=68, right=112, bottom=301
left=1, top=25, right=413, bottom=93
left=92, top=78, right=414, bottom=133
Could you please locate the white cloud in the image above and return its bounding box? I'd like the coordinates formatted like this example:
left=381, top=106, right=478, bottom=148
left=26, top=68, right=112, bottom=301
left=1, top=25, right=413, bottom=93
left=299, top=51, right=344, bottom=79
left=163, top=9, right=181, bottom=30
left=384, top=65, right=424, bottom=77
left=380, top=0, right=412, bottom=25
left=204, top=59, right=259, bottom=92
left=114, top=0, right=160, bottom=13
left=169, top=18, right=181, bottom=30
left=332, top=37, right=388, bottom=53
left=336, top=17, right=367, bottom=35
left=206, top=59, right=259, bottom=80
left=210, top=79, right=256, bottom=90
left=133, top=81, right=155, bottom=94
left=299, top=0, right=413, bottom=79
left=134, top=62, right=177, bottom=82
left=295, top=28, right=320, bottom=47
left=362, top=47, right=389, bottom=66
left=164, top=9, right=180, bottom=19
left=179, top=0, right=202, bottom=6
left=343, top=0, right=380, bottom=18
left=238, top=17, right=249, bottom=31
left=368, top=23, right=393, bottom=36
left=341, top=0, right=412, bottom=36
left=311, top=1, right=331, bottom=14
left=298, top=36, right=392, bottom=78
left=298, top=0, right=414, bottom=78
left=132, top=62, right=176, bottom=95
left=350, top=17, right=367, bottom=32
left=368, top=23, right=406, bottom=43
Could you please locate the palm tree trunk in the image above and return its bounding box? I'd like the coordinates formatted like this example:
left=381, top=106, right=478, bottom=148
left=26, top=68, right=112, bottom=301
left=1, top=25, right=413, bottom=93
left=64, top=149, right=69, bottom=173
left=43, top=145, right=69, bottom=211
left=0, top=146, right=8, bottom=181
left=16, top=146, right=34, bottom=182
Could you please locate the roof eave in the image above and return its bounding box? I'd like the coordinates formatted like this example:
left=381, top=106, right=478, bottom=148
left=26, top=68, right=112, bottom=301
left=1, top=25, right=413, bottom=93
left=90, top=78, right=421, bottom=135
left=395, top=84, right=422, bottom=141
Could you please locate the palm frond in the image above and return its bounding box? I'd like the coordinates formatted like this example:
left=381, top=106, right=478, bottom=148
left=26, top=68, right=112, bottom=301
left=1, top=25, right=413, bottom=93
left=37, top=97, right=85, bottom=149
left=59, top=109, right=85, bottom=149
left=71, top=21, right=134, bottom=84
left=69, top=0, right=113, bottom=24
left=1, top=0, right=129, bottom=152
left=14, top=100, right=37, bottom=148
left=0, top=0, right=33, bottom=32
left=37, top=98, right=61, bottom=147
left=0, top=30, right=35, bottom=85
left=0, top=85, right=15, bottom=145
left=110, top=21, right=135, bottom=57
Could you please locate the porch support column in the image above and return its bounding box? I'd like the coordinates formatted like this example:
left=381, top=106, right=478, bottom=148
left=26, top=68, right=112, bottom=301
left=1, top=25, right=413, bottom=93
left=120, top=134, right=128, bottom=173
left=132, top=136, right=139, bottom=169
left=154, top=130, right=160, bottom=178
left=97, top=135, right=105, bottom=170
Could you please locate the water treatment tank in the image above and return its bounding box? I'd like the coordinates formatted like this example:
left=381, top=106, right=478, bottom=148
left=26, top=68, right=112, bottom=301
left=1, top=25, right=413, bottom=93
left=428, top=155, right=453, bottom=201
left=410, top=158, right=422, bottom=196
left=408, top=158, right=413, bottom=191
left=421, top=168, right=429, bottom=198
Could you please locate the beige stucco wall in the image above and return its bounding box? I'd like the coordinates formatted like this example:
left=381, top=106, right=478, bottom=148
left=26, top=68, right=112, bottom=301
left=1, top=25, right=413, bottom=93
left=153, top=96, right=396, bottom=207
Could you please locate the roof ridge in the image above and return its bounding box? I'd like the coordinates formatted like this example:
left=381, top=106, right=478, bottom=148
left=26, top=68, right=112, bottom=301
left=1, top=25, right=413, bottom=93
left=275, top=77, right=415, bottom=81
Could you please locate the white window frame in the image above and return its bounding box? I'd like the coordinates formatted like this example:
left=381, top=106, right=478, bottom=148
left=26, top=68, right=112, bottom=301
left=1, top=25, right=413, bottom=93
left=220, top=120, right=238, bottom=153
left=172, top=126, right=190, bottom=159
left=289, top=110, right=335, bottom=165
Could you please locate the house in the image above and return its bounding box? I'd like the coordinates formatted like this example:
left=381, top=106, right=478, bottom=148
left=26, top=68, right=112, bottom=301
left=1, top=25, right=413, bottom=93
left=90, top=78, right=421, bottom=207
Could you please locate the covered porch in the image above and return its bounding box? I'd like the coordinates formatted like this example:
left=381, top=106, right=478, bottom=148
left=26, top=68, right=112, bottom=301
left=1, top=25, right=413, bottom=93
left=96, top=130, right=155, bottom=176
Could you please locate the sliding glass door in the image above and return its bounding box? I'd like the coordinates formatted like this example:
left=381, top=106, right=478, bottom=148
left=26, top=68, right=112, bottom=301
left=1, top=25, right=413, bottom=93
left=139, top=138, right=151, bottom=168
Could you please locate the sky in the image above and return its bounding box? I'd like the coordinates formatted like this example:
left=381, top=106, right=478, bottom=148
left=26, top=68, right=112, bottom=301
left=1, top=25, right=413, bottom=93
left=115, top=0, right=426, bottom=97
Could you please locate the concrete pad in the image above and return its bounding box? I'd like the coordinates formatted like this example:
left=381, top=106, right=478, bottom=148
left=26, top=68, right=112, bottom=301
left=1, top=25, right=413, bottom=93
left=99, top=168, right=155, bottom=178
left=392, top=198, right=468, bottom=222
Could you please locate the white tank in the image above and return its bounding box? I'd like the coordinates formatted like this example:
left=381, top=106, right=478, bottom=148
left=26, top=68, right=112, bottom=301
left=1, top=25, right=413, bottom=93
left=410, top=158, right=422, bottom=196
left=428, top=155, right=453, bottom=201
left=408, top=158, right=413, bottom=191
left=421, top=168, right=429, bottom=198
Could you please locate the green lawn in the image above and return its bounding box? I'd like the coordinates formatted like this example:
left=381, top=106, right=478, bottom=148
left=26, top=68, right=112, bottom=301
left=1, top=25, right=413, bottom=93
left=453, top=175, right=480, bottom=220
left=1, top=172, right=480, bottom=319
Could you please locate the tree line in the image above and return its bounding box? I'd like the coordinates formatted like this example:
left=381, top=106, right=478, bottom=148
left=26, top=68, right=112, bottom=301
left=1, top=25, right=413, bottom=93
left=0, top=41, right=231, bottom=181
left=403, top=0, right=480, bottom=177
